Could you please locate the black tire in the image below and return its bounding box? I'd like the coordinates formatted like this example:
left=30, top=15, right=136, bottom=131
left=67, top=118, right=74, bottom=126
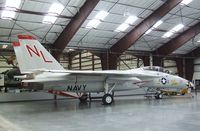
left=155, top=93, right=163, bottom=99
left=155, top=95, right=159, bottom=99
left=181, top=93, right=185, bottom=95
left=158, top=93, right=163, bottom=99
left=79, top=94, right=88, bottom=103
left=102, top=94, right=113, bottom=105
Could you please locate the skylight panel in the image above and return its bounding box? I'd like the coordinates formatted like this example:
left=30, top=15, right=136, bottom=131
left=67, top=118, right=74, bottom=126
left=115, top=23, right=129, bottom=32
left=86, top=19, right=101, bottom=29
left=48, top=3, right=64, bottom=15
left=43, top=16, right=57, bottom=24
left=95, top=11, right=109, bottom=20
left=5, top=0, right=21, bottom=10
left=180, top=0, right=193, bottom=5
left=124, top=16, right=138, bottom=25
left=162, top=24, right=184, bottom=38
left=1, top=10, right=16, bottom=19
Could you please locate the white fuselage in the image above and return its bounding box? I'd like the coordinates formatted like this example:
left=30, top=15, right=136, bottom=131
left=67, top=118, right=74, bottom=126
left=40, top=69, right=188, bottom=93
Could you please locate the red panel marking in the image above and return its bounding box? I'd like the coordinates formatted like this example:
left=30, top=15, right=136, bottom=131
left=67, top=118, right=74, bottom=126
left=40, top=51, right=53, bottom=63
left=48, top=90, right=79, bottom=99
left=18, top=35, right=36, bottom=40
left=12, top=42, right=20, bottom=47
left=26, top=45, right=40, bottom=57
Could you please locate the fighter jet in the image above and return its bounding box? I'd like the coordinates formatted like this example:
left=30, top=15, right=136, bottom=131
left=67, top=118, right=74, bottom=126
left=12, top=35, right=194, bottom=105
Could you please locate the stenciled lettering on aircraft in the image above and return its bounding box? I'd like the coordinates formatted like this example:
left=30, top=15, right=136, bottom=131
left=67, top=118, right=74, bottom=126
left=26, top=45, right=53, bottom=63
left=66, top=84, right=87, bottom=91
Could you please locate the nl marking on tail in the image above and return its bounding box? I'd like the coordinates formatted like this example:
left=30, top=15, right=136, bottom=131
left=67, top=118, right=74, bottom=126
left=26, top=45, right=53, bottom=63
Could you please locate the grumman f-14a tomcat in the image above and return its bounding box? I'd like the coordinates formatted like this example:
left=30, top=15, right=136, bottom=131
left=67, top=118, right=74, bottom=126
left=12, top=35, right=194, bottom=105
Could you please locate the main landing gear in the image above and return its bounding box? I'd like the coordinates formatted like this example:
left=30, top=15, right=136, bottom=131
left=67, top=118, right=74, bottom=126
left=102, top=82, right=115, bottom=105
left=102, top=93, right=114, bottom=105
left=78, top=81, right=116, bottom=105
left=78, top=92, right=114, bottom=105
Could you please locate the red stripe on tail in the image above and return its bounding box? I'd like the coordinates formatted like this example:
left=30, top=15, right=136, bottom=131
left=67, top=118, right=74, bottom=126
left=12, top=42, right=20, bottom=47
left=18, top=35, right=36, bottom=40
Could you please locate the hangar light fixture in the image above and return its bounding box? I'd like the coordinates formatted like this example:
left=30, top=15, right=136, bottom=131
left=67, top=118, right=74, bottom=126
left=125, top=16, right=138, bottom=25
left=42, top=3, right=64, bottom=24
left=145, top=20, right=163, bottom=35
left=5, top=0, right=21, bottom=10
left=162, top=24, right=184, bottom=38
left=86, top=19, right=101, bottom=29
left=86, top=10, right=109, bottom=29
left=180, top=0, right=193, bottom=5
left=95, top=11, right=109, bottom=20
left=115, top=15, right=138, bottom=32
left=1, top=0, right=21, bottom=19
left=43, top=16, right=57, bottom=24
left=153, top=20, right=163, bottom=28
left=115, top=23, right=129, bottom=32
left=48, top=3, right=64, bottom=16
left=1, top=10, right=16, bottom=20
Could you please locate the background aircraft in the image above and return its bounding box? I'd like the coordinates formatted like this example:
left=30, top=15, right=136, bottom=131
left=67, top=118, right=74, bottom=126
left=12, top=35, right=194, bottom=105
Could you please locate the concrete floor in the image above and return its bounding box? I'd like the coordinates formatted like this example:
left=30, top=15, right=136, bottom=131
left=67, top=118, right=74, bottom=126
left=0, top=93, right=199, bottom=131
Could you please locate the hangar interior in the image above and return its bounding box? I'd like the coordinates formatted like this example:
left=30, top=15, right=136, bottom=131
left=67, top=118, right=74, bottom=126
left=1, top=0, right=200, bottom=79
left=0, top=0, right=200, bottom=130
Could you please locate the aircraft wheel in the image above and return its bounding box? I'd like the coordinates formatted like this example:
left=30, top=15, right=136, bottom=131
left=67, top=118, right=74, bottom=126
left=155, top=93, right=163, bottom=99
left=102, top=94, right=113, bottom=105
left=158, top=93, right=163, bottom=99
left=79, top=94, right=88, bottom=103
left=181, top=93, right=185, bottom=95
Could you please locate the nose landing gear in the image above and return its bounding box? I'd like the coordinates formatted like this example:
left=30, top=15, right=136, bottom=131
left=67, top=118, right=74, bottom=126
left=155, top=93, right=163, bottom=99
left=102, top=82, right=115, bottom=105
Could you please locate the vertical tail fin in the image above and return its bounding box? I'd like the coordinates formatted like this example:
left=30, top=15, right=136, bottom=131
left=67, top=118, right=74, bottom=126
left=13, top=35, right=65, bottom=73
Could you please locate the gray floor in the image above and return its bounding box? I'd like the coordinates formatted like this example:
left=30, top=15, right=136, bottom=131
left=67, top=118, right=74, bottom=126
left=0, top=93, right=199, bottom=131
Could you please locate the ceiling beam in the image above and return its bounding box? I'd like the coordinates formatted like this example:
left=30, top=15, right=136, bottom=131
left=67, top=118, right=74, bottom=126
left=110, top=0, right=182, bottom=54
left=154, top=22, right=200, bottom=56
left=52, top=0, right=100, bottom=59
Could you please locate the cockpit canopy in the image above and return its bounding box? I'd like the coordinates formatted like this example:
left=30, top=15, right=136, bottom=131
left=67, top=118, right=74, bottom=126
left=142, top=66, right=174, bottom=75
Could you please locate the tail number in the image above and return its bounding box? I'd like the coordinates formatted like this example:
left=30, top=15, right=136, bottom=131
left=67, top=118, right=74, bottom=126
left=26, top=45, right=53, bottom=63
